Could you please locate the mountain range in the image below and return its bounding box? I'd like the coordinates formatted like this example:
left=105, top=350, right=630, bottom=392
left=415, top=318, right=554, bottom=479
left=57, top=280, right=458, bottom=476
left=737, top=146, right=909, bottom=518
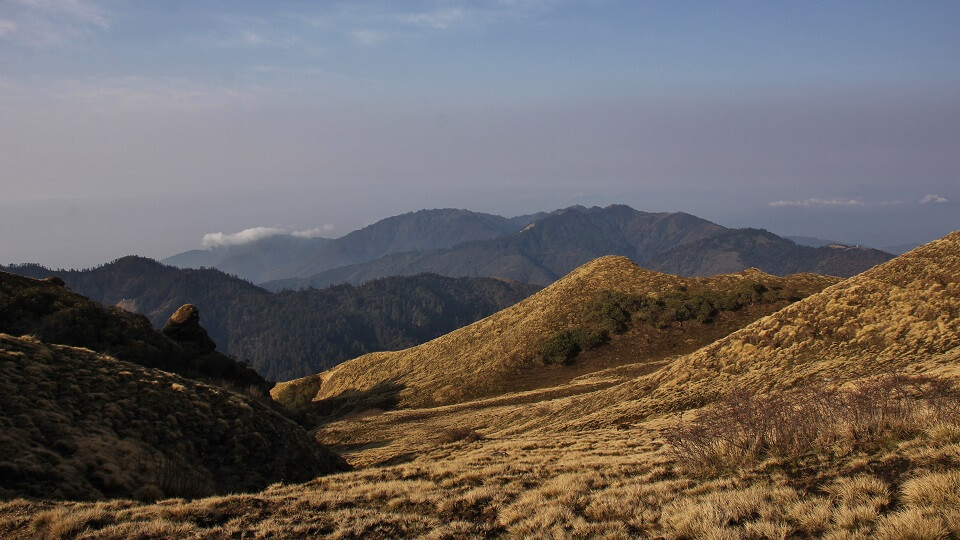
left=163, top=208, right=546, bottom=284
left=256, top=205, right=892, bottom=290
left=160, top=206, right=895, bottom=290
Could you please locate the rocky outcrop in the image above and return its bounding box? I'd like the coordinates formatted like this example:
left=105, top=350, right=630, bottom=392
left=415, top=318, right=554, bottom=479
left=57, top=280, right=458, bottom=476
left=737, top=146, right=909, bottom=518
left=162, top=304, right=216, bottom=354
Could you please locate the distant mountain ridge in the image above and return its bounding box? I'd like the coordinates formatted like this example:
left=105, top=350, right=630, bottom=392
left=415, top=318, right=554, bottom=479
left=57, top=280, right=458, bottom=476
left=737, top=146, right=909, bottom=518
left=164, top=208, right=544, bottom=283
left=785, top=235, right=845, bottom=248
left=164, top=235, right=333, bottom=285
left=2, top=257, right=539, bottom=380
left=266, top=205, right=892, bottom=289
left=786, top=235, right=921, bottom=255
left=650, top=228, right=894, bottom=277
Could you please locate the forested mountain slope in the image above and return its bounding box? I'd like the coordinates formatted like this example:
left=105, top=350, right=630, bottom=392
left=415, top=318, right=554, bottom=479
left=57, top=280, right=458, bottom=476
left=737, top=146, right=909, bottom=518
left=2, top=259, right=539, bottom=380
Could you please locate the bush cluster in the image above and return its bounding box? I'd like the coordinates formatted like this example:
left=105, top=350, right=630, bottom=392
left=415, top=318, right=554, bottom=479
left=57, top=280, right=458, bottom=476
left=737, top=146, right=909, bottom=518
left=538, top=327, right=608, bottom=365
left=437, top=427, right=485, bottom=444
left=538, top=281, right=803, bottom=365
left=666, top=374, right=960, bottom=474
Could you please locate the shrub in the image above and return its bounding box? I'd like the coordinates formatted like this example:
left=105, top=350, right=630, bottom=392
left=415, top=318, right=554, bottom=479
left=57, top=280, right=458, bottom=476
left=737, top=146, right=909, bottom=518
left=438, top=427, right=485, bottom=444
left=582, top=292, right=644, bottom=333
left=538, top=327, right=608, bottom=365
left=666, top=374, right=960, bottom=474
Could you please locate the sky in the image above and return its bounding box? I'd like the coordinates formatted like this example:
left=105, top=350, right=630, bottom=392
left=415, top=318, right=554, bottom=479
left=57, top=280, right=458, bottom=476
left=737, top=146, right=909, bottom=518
left=1, top=0, right=958, bottom=268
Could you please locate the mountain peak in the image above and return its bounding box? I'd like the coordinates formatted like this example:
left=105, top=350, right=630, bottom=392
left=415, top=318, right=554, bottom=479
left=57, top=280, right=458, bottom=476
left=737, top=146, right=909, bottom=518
left=558, top=255, right=667, bottom=288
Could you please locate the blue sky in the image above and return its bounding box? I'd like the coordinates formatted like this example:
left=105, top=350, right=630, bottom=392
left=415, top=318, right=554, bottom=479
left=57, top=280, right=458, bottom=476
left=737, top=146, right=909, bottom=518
left=1, top=1, right=958, bottom=267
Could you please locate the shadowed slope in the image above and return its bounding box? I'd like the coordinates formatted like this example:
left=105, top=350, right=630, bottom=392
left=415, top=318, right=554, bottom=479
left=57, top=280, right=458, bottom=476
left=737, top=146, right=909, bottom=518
left=0, top=334, right=349, bottom=502
left=275, top=257, right=837, bottom=409
left=0, top=270, right=268, bottom=391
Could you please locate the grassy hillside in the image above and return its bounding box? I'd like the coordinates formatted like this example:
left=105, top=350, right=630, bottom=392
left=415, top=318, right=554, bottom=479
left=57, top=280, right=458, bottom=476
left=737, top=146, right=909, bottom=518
left=0, top=334, right=348, bottom=502
left=274, top=257, right=837, bottom=410
left=2, top=259, right=539, bottom=380
left=6, top=232, right=958, bottom=539
left=589, top=229, right=960, bottom=424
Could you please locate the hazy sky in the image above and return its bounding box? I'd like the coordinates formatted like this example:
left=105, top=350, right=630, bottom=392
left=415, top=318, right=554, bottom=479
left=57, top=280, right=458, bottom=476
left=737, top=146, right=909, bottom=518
left=1, top=0, right=958, bottom=268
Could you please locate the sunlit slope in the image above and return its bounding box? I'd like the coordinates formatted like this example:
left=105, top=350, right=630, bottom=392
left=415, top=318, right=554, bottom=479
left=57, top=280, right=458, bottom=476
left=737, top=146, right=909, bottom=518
left=569, top=230, right=960, bottom=429
left=314, top=232, right=960, bottom=469
left=274, top=256, right=837, bottom=409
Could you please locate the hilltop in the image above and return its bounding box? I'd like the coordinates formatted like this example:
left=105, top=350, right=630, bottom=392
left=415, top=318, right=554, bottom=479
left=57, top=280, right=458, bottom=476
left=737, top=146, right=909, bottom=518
left=274, top=257, right=837, bottom=410
left=2, top=259, right=539, bottom=380
left=267, top=205, right=891, bottom=290
left=9, top=231, right=958, bottom=538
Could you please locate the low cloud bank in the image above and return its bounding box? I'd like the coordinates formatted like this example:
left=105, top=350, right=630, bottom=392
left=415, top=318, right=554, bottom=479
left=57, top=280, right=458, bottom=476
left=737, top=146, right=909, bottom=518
left=920, top=194, right=950, bottom=204
left=769, top=198, right=864, bottom=208
left=770, top=194, right=952, bottom=208
left=292, top=224, right=335, bottom=238
left=201, top=225, right=334, bottom=248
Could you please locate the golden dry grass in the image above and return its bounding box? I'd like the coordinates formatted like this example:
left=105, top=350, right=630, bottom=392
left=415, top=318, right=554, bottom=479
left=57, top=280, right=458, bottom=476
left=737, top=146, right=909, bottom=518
left=5, top=389, right=959, bottom=539
left=274, top=258, right=836, bottom=409
left=3, top=231, right=959, bottom=539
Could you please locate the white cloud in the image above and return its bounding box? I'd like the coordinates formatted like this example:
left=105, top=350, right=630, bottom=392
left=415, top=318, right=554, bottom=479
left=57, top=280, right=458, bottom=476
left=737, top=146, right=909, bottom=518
left=351, top=29, right=388, bottom=45
left=769, top=198, right=865, bottom=208
left=0, top=19, right=17, bottom=38
left=13, top=0, right=107, bottom=27
left=920, top=194, right=950, bottom=204
left=291, top=224, right=335, bottom=238
left=341, top=1, right=564, bottom=46
left=4, top=0, right=108, bottom=47
left=200, top=224, right=334, bottom=247
left=201, top=227, right=285, bottom=248
left=399, top=8, right=467, bottom=30
left=242, top=31, right=265, bottom=46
